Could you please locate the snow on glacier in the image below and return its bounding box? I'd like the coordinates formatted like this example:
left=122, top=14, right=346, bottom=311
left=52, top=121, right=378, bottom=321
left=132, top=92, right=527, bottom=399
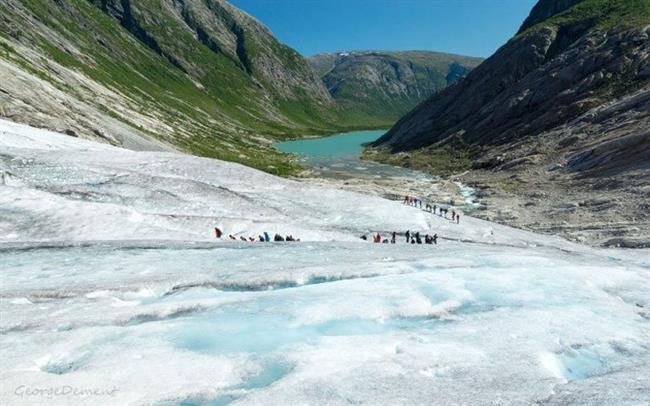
left=1, top=118, right=649, bottom=405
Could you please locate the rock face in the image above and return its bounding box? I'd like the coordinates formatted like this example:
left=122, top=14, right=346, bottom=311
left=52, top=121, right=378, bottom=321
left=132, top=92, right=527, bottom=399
left=308, top=51, right=483, bottom=122
left=0, top=0, right=367, bottom=173
left=372, top=0, right=650, bottom=246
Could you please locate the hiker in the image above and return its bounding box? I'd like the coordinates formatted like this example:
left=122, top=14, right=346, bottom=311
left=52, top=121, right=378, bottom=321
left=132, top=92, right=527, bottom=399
left=249, top=237, right=255, bottom=242
left=373, top=232, right=382, bottom=243
left=214, top=227, right=223, bottom=238
left=411, top=238, right=416, bottom=244
left=456, top=214, right=460, bottom=224
left=424, top=234, right=432, bottom=244
left=264, top=232, right=270, bottom=242
left=433, top=205, right=437, bottom=214
left=360, top=235, right=368, bottom=241
left=274, top=234, right=284, bottom=242
left=240, top=236, right=247, bottom=242
left=391, top=232, right=396, bottom=244
left=229, top=234, right=236, bottom=240
left=403, top=195, right=409, bottom=204
left=259, top=235, right=265, bottom=242
left=382, top=239, right=389, bottom=244
left=415, top=232, right=422, bottom=244
left=418, top=200, right=422, bottom=209
left=433, top=234, right=438, bottom=245
left=405, top=230, right=410, bottom=243
left=452, top=210, right=456, bottom=222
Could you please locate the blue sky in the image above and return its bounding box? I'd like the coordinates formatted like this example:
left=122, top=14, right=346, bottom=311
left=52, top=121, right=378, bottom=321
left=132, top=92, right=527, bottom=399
left=230, top=0, right=538, bottom=58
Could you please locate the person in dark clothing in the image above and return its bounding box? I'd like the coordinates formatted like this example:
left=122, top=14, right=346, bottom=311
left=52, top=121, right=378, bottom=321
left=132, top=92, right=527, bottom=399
left=382, top=239, right=389, bottom=244
left=249, top=237, right=255, bottom=242
left=433, top=234, right=438, bottom=245
left=411, top=238, right=416, bottom=244
left=405, top=230, right=410, bottom=243
left=456, top=214, right=460, bottom=224
left=415, top=232, right=422, bottom=244
left=229, top=234, right=236, bottom=240
left=403, top=195, right=409, bottom=204
left=240, top=236, right=247, bottom=241
left=424, top=235, right=432, bottom=244
left=274, top=234, right=284, bottom=242
left=391, top=232, right=396, bottom=244
left=360, top=235, right=368, bottom=241
left=433, top=205, right=437, bottom=214
left=259, top=235, right=265, bottom=242
left=214, top=227, right=223, bottom=238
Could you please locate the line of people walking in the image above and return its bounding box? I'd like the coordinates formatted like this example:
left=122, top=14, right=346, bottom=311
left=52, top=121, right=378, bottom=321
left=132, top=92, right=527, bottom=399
left=215, top=228, right=300, bottom=242
left=361, top=231, right=438, bottom=245
left=403, top=195, right=461, bottom=224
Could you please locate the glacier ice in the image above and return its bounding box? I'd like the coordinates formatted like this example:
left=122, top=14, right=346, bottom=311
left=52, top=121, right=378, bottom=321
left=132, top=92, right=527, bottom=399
left=1, top=119, right=649, bottom=405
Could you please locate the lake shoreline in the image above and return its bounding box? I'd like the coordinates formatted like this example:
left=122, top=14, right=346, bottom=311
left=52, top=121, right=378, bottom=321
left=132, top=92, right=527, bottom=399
left=275, top=130, right=481, bottom=214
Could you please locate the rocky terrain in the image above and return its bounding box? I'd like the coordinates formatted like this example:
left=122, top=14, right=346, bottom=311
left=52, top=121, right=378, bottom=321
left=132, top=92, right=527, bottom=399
left=0, top=0, right=376, bottom=174
left=309, top=51, right=482, bottom=123
left=370, top=0, right=650, bottom=247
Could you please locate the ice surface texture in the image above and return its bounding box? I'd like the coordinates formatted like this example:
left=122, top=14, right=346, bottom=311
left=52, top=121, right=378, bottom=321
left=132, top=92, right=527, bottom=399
left=1, top=119, right=649, bottom=405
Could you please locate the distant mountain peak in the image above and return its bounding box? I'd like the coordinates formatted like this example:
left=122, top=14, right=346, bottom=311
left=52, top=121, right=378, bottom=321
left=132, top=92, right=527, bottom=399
left=517, top=0, right=585, bottom=33
left=308, top=50, right=483, bottom=122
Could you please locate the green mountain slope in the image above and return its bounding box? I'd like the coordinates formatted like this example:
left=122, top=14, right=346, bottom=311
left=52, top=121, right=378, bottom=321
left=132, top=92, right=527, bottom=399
left=0, top=0, right=376, bottom=174
left=308, top=51, right=483, bottom=123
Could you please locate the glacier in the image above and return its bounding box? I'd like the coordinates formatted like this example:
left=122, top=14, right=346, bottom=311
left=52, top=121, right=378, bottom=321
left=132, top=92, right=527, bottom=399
left=1, top=118, right=649, bottom=405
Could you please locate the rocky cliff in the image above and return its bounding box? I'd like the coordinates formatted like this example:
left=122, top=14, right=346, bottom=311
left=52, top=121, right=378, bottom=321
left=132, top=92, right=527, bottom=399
left=308, top=51, right=482, bottom=123
left=371, top=0, right=650, bottom=246
left=0, top=0, right=370, bottom=174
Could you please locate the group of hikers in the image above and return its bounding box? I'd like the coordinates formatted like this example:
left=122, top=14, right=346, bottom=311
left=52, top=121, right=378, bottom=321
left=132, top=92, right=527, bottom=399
left=357, top=195, right=462, bottom=245
left=214, top=227, right=300, bottom=243
left=361, top=230, right=439, bottom=245
left=213, top=195, right=461, bottom=245
left=403, top=195, right=461, bottom=224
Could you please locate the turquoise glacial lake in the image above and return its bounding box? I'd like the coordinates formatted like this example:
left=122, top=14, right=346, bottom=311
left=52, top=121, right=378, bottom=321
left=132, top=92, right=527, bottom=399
left=275, top=130, right=385, bottom=158
left=274, top=129, right=434, bottom=180
left=275, top=130, right=480, bottom=210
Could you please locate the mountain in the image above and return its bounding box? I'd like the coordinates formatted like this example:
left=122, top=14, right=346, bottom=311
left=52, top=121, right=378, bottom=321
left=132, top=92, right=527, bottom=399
left=308, top=51, right=483, bottom=123
left=0, top=0, right=374, bottom=175
left=370, top=0, right=650, bottom=246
